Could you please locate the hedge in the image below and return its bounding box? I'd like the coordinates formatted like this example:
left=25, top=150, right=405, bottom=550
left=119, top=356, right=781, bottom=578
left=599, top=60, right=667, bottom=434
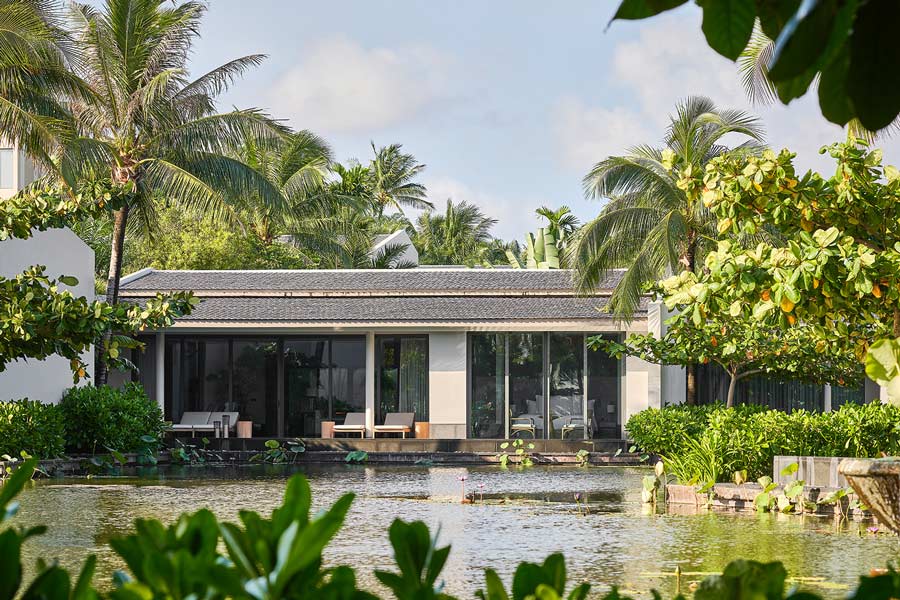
left=627, top=403, right=900, bottom=482
left=59, top=383, right=165, bottom=453
left=0, top=399, right=65, bottom=458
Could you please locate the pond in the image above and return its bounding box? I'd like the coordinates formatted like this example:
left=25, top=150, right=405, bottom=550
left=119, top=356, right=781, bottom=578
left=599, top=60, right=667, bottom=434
left=12, top=464, right=900, bottom=598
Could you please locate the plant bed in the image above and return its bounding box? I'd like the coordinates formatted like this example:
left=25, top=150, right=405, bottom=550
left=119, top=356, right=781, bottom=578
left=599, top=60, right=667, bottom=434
left=665, top=482, right=869, bottom=518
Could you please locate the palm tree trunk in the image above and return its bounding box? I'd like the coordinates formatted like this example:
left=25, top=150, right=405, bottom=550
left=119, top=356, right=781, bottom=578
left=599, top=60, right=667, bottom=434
left=95, top=205, right=129, bottom=386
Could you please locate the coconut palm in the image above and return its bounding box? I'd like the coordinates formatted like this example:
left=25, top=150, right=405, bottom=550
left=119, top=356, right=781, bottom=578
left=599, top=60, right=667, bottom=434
left=414, top=199, right=497, bottom=266
left=0, top=0, right=92, bottom=168
left=233, top=129, right=334, bottom=244
left=737, top=27, right=898, bottom=141
left=570, top=96, right=764, bottom=404
left=62, top=0, right=286, bottom=383
left=369, top=143, right=431, bottom=218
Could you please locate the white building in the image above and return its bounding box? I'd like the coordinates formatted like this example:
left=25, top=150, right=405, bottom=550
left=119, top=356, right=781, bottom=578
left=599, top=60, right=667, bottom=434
left=0, top=143, right=95, bottom=403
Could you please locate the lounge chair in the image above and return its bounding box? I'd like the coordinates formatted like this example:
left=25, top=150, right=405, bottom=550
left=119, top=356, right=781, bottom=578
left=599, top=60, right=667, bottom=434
left=510, top=415, right=536, bottom=439
left=333, top=412, right=367, bottom=438
left=170, top=411, right=239, bottom=435
left=373, top=412, right=415, bottom=438
left=561, top=416, right=588, bottom=439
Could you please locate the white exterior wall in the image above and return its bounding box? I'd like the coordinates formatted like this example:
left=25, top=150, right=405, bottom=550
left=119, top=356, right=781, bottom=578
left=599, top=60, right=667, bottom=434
left=0, top=145, right=37, bottom=200
left=428, top=332, right=467, bottom=438
left=622, top=314, right=662, bottom=437
left=0, top=228, right=95, bottom=403
left=650, top=301, right=687, bottom=406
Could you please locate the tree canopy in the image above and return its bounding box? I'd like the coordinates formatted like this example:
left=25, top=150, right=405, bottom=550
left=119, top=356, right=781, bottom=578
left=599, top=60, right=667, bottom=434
left=651, top=140, right=900, bottom=400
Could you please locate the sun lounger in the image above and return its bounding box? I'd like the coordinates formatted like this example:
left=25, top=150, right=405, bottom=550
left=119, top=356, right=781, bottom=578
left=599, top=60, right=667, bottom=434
left=333, top=412, right=367, bottom=438
left=170, top=411, right=238, bottom=434
left=373, top=412, right=415, bottom=438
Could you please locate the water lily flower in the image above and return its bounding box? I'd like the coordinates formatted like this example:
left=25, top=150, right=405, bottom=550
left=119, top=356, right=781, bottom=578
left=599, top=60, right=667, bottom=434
left=867, top=526, right=880, bottom=534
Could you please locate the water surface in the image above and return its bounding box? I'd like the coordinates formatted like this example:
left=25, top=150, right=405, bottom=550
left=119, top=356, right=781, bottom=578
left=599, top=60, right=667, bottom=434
left=12, top=464, right=899, bottom=598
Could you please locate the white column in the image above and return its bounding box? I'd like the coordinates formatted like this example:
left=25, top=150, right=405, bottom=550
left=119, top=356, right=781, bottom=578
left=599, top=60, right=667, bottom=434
left=823, top=384, right=832, bottom=412
left=155, top=332, right=165, bottom=414
left=365, top=331, right=376, bottom=437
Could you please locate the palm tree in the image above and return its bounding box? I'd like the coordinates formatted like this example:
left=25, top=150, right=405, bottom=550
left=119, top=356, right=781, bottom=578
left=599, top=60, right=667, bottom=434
left=737, top=27, right=898, bottom=141
left=369, top=143, right=431, bottom=218
left=570, top=96, right=764, bottom=404
left=0, top=0, right=93, bottom=170
left=233, top=129, right=334, bottom=244
left=414, top=199, right=497, bottom=266
left=536, top=206, right=579, bottom=249
left=62, top=0, right=286, bottom=383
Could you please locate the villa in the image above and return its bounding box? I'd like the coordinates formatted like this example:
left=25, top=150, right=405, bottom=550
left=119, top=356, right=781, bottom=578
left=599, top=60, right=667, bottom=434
left=117, top=267, right=662, bottom=440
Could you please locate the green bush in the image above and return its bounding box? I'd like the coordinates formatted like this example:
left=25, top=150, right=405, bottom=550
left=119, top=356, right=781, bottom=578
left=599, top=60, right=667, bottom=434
left=60, top=383, right=165, bottom=453
left=627, top=403, right=900, bottom=482
left=0, top=399, right=65, bottom=458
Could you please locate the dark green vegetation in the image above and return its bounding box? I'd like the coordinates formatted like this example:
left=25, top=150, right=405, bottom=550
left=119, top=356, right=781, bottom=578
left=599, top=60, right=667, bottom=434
left=613, top=0, right=900, bottom=132
left=627, top=403, right=900, bottom=481
left=0, top=384, right=165, bottom=459
left=4, top=460, right=900, bottom=599
left=59, top=384, right=165, bottom=454
left=0, top=400, right=64, bottom=458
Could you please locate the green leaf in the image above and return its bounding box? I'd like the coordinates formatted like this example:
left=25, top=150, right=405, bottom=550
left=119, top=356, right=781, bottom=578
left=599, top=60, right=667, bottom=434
left=58, top=275, right=79, bottom=286
left=697, top=0, right=756, bottom=60
left=780, top=462, right=799, bottom=477
left=0, top=459, right=35, bottom=523
left=612, top=0, right=687, bottom=20
left=768, top=0, right=840, bottom=81
left=847, top=0, right=900, bottom=130
left=866, top=338, right=900, bottom=403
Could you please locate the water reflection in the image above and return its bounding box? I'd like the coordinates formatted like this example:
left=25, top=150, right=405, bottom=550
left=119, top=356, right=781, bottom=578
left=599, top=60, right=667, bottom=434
left=12, top=465, right=900, bottom=598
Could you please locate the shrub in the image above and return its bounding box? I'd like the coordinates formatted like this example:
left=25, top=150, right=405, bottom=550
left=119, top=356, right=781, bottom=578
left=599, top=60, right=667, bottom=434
left=628, top=403, right=900, bottom=483
left=59, top=383, right=165, bottom=453
left=0, top=399, right=65, bottom=458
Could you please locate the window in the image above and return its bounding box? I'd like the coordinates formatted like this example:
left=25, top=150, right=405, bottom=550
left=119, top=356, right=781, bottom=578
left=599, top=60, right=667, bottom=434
left=468, top=332, right=622, bottom=439
left=376, top=335, right=428, bottom=423
left=0, top=148, right=12, bottom=189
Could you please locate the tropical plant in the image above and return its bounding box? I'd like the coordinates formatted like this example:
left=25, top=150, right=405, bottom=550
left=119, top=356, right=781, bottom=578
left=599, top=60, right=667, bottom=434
left=414, top=199, right=498, bottom=266
left=369, top=143, right=431, bottom=218
left=611, top=0, right=900, bottom=132
left=507, top=228, right=559, bottom=269
left=0, top=400, right=64, bottom=459
left=497, top=439, right=536, bottom=468
left=627, top=403, right=900, bottom=481
left=571, top=96, right=763, bottom=403
left=737, top=27, right=898, bottom=142
left=591, top=271, right=863, bottom=407
left=55, top=0, right=286, bottom=383
left=536, top=205, right=579, bottom=249
left=251, top=438, right=306, bottom=464
left=1, top=187, right=196, bottom=377
left=59, top=383, right=165, bottom=454
left=233, top=129, right=335, bottom=244
left=669, top=141, right=900, bottom=400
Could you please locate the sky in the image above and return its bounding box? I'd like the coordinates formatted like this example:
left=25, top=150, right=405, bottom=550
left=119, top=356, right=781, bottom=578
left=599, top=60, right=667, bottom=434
left=189, top=1, right=900, bottom=241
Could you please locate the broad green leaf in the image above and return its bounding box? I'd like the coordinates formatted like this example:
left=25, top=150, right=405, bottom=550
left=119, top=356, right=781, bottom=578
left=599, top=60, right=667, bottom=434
left=697, top=0, right=756, bottom=60
left=612, top=0, right=687, bottom=20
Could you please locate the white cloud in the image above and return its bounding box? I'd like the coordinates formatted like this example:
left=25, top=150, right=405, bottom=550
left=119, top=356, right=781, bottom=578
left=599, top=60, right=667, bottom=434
left=269, top=36, right=452, bottom=134
left=422, top=176, right=541, bottom=241
left=552, top=10, right=900, bottom=176
left=554, top=97, right=656, bottom=171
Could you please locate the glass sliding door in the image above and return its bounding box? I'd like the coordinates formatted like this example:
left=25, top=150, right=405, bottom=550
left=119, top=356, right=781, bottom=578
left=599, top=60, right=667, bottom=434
left=587, top=334, right=621, bottom=438
left=232, top=339, right=278, bottom=436
left=549, top=333, right=585, bottom=439
left=284, top=339, right=329, bottom=437
left=376, top=336, right=428, bottom=424
left=330, top=337, right=366, bottom=422
left=469, top=333, right=506, bottom=438
left=509, top=333, right=544, bottom=439
left=166, top=338, right=230, bottom=422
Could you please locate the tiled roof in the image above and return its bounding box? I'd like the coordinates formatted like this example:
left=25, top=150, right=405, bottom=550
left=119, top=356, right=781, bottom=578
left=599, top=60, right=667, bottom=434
left=122, top=294, right=643, bottom=323
left=119, top=268, right=624, bottom=294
